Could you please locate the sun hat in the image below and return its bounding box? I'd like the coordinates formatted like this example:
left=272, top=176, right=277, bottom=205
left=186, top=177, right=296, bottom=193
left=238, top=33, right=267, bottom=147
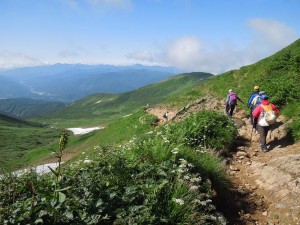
left=228, top=89, right=232, bottom=93
left=254, top=86, right=259, bottom=90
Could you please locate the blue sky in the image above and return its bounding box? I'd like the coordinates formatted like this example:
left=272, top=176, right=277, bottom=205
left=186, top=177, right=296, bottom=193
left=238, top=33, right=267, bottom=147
left=0, top=0, right=299, bottom=74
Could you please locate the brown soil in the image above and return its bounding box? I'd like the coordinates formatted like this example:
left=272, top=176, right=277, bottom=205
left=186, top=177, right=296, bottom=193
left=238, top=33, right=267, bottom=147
left=146, top=95, right=300, bottom=225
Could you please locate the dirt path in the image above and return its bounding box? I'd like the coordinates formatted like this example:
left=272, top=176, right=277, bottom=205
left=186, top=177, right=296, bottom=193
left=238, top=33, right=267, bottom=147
left=146, top=96, right=300, bottom=225
left=227, top=117, right=300, bottom=225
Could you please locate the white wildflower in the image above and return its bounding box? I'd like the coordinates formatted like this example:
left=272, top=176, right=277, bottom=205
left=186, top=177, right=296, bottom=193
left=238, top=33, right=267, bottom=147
left=189, top=185, right=198, bottom=191
left=171, top=149, right=178, bottom=154
left=177, top=168, right=185, bottom=173
left=187, top=163, right=194, bottom=168
left=173, top=198, right=185, bottom=205
left=163, top=137, right=170, bottom=143
left=183, top=175, right=190, bottom=180
left=191, top=177, right=202, bottom=183
left=156, top=131, right=162, bottom=136
left=84, top=159, right=92, bottom=163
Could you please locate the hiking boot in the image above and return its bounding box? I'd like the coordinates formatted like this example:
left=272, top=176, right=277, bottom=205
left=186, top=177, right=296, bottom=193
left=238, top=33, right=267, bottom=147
left=259, top=143, right=268, bottom=153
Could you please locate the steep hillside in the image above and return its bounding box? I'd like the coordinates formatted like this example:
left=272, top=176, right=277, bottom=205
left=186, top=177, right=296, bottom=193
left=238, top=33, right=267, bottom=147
left=0, top=114, right=59, bottom=170
left=0, top=113, right=33, bottom=126
left=0, top=98, right=65, bottom=119
left=200, top=39, right=300, bottom=107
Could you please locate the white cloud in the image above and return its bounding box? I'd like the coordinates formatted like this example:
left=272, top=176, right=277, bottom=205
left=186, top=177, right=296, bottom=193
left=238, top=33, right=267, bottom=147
left=247, top=18, right=297, bottom=48
left=0, top=51, right=43, bottom=69
left=164, top=36, right=204, bottom=67
left=246, top=18, right=298, bottom=54
left=134, top=19, right=299, bottom=74
left=126, top=50, right=155, bottom=62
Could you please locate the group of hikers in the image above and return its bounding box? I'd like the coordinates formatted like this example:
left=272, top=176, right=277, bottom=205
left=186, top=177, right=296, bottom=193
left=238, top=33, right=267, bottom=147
left=226, top=86, right=280, bottom=153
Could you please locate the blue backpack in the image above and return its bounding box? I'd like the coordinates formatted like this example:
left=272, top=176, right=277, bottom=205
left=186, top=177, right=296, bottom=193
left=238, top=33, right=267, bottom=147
left=252, top=94, right=267, bottom=108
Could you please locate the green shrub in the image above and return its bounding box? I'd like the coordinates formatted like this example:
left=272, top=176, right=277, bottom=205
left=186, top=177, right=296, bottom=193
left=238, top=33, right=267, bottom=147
left=164, top=110, right=237, bottom=152
left=260, top=72, right=300, bottom=106
left=0, top=147, right=226, bottom=225
left=288, top=118, right=300, bottom=141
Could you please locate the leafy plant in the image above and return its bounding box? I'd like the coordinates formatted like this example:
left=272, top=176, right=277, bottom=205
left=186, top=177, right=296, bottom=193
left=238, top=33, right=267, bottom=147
left=165, top=110, right=237, bottom=152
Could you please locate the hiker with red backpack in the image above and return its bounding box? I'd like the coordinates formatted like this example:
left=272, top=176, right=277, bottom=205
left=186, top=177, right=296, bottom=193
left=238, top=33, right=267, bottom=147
left=252, top=95, right=280, bottom=153
left=226, top=89, right=244, bottom=117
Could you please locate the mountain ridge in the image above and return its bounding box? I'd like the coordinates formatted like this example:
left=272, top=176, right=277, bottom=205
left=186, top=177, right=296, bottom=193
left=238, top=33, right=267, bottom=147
left=0, top=63, right=183, bottom=101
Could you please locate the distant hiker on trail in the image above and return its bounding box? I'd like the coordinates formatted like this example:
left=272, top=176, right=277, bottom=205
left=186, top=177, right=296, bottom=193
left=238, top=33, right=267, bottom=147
left=247, top=85, right=260, bottom=124
left=252, top=95, right=280, bottom=153
left=225, top=89, right=244, bottom=117
left=163, top=111, right=169, bottom=122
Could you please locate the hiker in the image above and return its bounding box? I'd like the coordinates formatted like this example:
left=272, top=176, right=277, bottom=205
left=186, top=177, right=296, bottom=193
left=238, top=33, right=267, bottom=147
left=225, top=89, right=244, bottom=117
left=163, top=111, right=169, bottom=122
left=252, top=95, right=280, bottom=153
left=247, top=85, right=260, bottom=124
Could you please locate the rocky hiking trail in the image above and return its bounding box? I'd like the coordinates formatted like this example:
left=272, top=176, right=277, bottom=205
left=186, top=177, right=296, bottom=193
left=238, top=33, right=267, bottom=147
left=147, top=95, right=300, bottom=225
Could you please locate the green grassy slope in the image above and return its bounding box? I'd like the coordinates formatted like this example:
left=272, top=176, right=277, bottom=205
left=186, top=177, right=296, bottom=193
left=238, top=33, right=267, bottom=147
left=167, top=39, right=300, bottom=110
left=32, top=72, right=213, bottom=127
left=0, top=114, right=60, bottom=171
left=1, top=72, right=212, bottom=170
left=0, top=98, right=65, bottom=119
left=200, top=39, right=300, bottom=106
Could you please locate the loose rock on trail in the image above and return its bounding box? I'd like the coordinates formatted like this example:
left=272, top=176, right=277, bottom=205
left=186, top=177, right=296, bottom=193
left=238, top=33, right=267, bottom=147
left=146, top=95, right=300, bottom=225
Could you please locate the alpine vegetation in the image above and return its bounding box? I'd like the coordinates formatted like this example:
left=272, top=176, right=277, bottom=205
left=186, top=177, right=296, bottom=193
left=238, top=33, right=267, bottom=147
left=0, top=110, right=235, bottom=225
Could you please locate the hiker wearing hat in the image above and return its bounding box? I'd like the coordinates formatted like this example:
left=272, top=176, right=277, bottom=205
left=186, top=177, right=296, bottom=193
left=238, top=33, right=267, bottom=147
left=226, top=89, right=244, bottom=117
left=252, top=95, right=280, bottom=153
left=251, top=91, right=267, bottom=129
left=247, top=86, right=260, bottom=124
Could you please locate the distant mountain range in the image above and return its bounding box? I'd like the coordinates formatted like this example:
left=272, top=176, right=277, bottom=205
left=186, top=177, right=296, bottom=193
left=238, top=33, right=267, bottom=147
left=0, top=72, right=213, bottom=121
left=0, top=63, right=183, bottom=102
